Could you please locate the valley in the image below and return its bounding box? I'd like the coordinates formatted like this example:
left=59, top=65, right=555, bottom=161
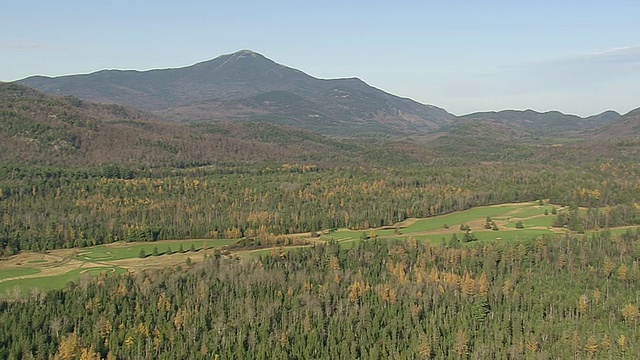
left=1, top=49, right=639, bottom=358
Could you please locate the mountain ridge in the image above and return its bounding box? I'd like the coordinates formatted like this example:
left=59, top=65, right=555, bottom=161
left=14, top=50, right=637, bottom=137
left=17, top=50, right=453, bottom=136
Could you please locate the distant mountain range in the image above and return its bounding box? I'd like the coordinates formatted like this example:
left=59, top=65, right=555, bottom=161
left=12, top=49, right=640, bottom=139
left=457, top=109, right=621, bottom=136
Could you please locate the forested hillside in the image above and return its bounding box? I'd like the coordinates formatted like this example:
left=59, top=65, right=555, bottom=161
left=2, top=230, right=640, bottom=358
left=0, top=83, right=357, bottom=166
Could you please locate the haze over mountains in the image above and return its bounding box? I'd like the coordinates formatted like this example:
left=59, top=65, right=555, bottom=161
left=12, top=49, right=640, bottom=139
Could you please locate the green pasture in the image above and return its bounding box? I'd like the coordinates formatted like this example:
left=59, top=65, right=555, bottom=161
left=403, top=204, right=526, bottom=233
left=503, top=216, right=555, bottom=228
left=0, top=266, right=126, bottom=297
left=249, top=249, right=274, bottom=257
left=75, top=238, right=237, bottom=262
left=0, top=267, right=41, bottom=281
left=325, top=202, right=558, bottom=246
left=2, top=201, right=634, bottom=298
left=472, top=228, right=554, bottom=242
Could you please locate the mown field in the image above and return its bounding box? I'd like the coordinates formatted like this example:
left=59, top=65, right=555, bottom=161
left=0, top=238, right=236, bottom=297
left=0, top=201, right=632, bottom=298
left=323, top=201, right=563, bottom=247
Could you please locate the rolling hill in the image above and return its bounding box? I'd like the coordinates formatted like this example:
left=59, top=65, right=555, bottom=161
left=18, top=50, right=453, bottom=136
left=0, top=82, right=358, bottom=166
left=458, top=109, right=619, bottom=136
left=593, top=107, right=640, bottom=138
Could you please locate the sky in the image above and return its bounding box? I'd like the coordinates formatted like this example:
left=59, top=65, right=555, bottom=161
left=2, top=0, right=640, bottom=116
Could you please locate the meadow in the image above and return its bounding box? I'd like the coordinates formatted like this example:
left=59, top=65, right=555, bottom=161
left=0, top=238, right=236, bottom=297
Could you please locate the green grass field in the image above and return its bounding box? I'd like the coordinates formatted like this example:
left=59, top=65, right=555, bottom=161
left=0, top=238, right=239, bottom=298
left=74, top=239, right=237, bottom=262
left=324, top=202, right=561, bottom=247
left=0, top=267, right=126, bottom=297
left=402, top=205, right=524, bottom=233
left=0, top=267, right=41, bottom=281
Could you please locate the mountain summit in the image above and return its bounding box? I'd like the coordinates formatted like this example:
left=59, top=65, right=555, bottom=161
left=18, top=50, right=453, bottom=136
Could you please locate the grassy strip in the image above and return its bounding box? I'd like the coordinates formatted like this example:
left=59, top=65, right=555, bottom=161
left=0, top=267, right=41, bottom=281
left=76, top=239, right=237, bottom=262
left=0, top=267, right=126, bottom=297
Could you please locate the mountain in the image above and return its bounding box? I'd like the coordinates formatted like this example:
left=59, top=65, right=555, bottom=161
left=458, top=109, right=619, bottom=136
left=18, top=50, right=453, bottom=136
left=0, top=82, right=358, bottom=166
left=593, top=107, right=640, bottom=138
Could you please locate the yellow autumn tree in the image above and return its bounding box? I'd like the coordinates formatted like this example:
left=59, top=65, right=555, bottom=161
left=378, top=284, right=398, bottom=304
left=417, top=334, right=432, bottom=359
left=53, top=332, right=78, bottom=360
left=600, top=334, right=612, bottom=352
left=348, top=280, right=370, bottom=302
left=460, top=272, right=476, bottom=297
left=477, top=271, right=490, bottom=295
left=617, top=334, right=627, bottom=353
left=603, top=256, right=615, bottom=278
left=578, top=294, right=589, bottom=314
left=584, top=335, right=598, bottom=358
left=621, top=303, right=639, bottom=323
left=79, top=345, right=101, bottom=360
left=453, top=329, right=469, bottom=357
left=617, top=263, right=629, bottom=281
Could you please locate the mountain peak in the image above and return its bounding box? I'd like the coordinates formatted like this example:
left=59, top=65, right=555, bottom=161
left=16, top=50, right=454, bottom=135
left=234, top=49, right=260, bottom=56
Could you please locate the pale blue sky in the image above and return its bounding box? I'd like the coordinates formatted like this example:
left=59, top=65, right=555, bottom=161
left=2, top=0, right=639, bottom=116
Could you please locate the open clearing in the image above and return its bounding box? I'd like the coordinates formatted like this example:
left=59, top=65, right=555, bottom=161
left=0, top=238, right=235, bottom=297
left=0, top=201, right=635, bottom=297
left=323, top=202, right=568, bottom=247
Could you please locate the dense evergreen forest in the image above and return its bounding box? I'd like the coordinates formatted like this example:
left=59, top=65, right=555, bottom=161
left=0, top=159, right=638, bottom=358
left=1, top=161, right=639, bottom=256
left=2, top=230, right=640, bottom=359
